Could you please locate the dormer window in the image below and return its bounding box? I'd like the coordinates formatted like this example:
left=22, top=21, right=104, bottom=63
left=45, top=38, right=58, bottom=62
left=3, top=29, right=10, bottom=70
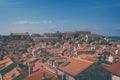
left=62, top=62, right=71, bottom=67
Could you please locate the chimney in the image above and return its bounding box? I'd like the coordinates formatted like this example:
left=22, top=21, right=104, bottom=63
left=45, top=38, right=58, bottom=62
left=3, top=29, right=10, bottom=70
left=78, top=44, right=80, bottom=47
left=115, top=50, right=119, bottom=54
left=28, top=62, right=34, bottom=77
left=85, top=35, right=88, bottom=42
left=108, top=54, right=113, bottom=63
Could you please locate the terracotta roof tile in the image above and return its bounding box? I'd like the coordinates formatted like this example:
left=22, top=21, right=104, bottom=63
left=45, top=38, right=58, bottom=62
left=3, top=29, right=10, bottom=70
left=27, top=57, right=37, bottom=62
left=59, top=58, right=94, bottom=76
left=24, top=66, right=57, bottom=80
left=33, top=61, right=41, bottom=72
left=4, top=68, right=20, bottom=80
left=80, top=54, right=98, bottom=62
left=44, top=63, right=57, bottom=71
left=102, top=61, right=120, bottom=76
left=0, top=58, right=13, bottom=70
left=108, top=62, right=120, bottom=76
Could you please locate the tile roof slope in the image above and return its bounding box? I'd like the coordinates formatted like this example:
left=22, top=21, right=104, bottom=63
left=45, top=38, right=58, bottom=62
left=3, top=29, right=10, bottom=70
left=76, top=46, right=92, bottom=51
left=102, top=61, right=120, bottom=76
left=108, top=61, right=120, bottom=76
left=59, top=58, right=94, bottom=76
left=48, top=56, right=67, bottom=63
left=80, top=54, right=98, bottom=62
left=4, top=68, right=20, bottom=80
left=0, top=58, right=12, bottom=65
left=101, top=63, right=110, bottom=69
left=55, top=59, right=67, bottom=63
left=0, top=58, right=13, bottom=70
left=33, top=61, right=41, bottom=72
left=49, top=56, right=66, bottom=60
left=44, top=63, right=57, bottom=71
left=23, top=65, right=57, bottom=80
left=27, top=57, right=37, bottom=62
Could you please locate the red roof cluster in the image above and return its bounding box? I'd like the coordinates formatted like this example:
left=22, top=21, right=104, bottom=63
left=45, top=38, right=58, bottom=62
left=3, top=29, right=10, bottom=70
left=102, top=61, right=120, bottom=76
left=59, top=58, right=94, bottom=76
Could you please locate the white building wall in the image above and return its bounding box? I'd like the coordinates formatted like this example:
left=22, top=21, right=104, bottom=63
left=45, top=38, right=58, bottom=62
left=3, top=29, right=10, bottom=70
left=112, top=75, right=120, bottom=80
left=66, top=74, right=75, bottom=80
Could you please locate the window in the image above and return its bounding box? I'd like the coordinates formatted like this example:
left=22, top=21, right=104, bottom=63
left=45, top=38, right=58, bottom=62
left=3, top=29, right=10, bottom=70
left=62, top=62, right=71, bottom=67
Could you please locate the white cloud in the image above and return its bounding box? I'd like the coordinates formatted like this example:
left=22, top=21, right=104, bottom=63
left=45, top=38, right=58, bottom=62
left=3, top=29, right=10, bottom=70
left=42, top=20, right=52, bottom=24
left=14, top=20, right=52, bottom=25
left=0, top=0, right=22, bottom=6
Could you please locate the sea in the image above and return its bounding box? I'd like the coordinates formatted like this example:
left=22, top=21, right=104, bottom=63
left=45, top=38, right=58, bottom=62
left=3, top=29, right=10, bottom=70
left=108, top=36, right=120, bottom=40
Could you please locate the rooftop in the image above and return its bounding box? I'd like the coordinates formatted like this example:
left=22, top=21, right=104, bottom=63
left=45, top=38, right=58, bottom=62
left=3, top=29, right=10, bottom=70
left=24, top=63, right=57, bottom=80
left=0, top=57, right=13, bottom=70
left=59, top=58, right=94, bottom=76
left=27, top=57, right=37, bottom=63
left=102, top=61, right=120, bottom=76
left=10, top=32, right=29, bottom=36
left=4, top=68, right=21, bottom=80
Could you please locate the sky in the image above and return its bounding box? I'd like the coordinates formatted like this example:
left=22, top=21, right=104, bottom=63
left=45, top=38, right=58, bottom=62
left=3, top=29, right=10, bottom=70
left=0, top=0, right=120, bottom=36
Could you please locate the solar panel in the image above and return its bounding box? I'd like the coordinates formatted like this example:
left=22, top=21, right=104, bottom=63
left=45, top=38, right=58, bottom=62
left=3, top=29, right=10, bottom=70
left=62, top=62, right=71, bottom=67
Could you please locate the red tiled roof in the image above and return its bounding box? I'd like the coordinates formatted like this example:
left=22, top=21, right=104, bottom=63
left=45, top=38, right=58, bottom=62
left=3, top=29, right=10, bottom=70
left=23, top=66, right=57, bottom=80
left=55, top=59, right=67, bottom=63
left=44, top=63, right=57, bottom=71
left=27, top=57, right=37, bottom=62
left=33, top=61, right=42, bottom=72
left=101, top=63, right=110, bottom=69
left=47, top=48, right=64, bottom=54
left=102, top=61, right=120, bottom=76
left=59, top=58, right=94, bottom=76
left=49, top=56, right=67, bottom=60
left=0, top=58, right=13, bottom=70
left=80, top=54, right=98, bottom=62
left=4, top=68, right=20, bottom=80
left=63, top=32, right=75, bottom=35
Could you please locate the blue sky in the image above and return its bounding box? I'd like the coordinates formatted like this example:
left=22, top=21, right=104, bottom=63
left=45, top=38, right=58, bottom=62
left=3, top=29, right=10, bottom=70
left=0, top=0, right=120, bottom=36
